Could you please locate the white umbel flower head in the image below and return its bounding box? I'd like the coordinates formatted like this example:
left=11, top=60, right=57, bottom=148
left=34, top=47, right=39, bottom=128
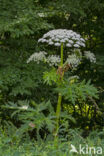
left=27, top=51, right=47, bottom=64
left=84, top=51, right=96, bottom=63
left=47, top=55, right=61, bottom=66
left=38, top=29, right=85, bottom=48
left=66, top=54, right=81, bottom=68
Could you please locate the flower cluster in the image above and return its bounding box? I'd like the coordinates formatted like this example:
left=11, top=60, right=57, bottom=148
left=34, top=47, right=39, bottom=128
left=27, top=51, right=47, bottom=64
left=84, top=51, right=96, bottom=63
left=38, top=29, right=85, bottom=48
left=27, top=51, right=60, bottom=66
left=46, top=55, right=61, bottom=66
left=66, top=54, right=81, bottom=68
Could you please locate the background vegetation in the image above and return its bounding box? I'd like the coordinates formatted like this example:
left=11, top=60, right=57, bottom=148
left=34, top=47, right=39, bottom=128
left=0, top=0, right=104, bottom=155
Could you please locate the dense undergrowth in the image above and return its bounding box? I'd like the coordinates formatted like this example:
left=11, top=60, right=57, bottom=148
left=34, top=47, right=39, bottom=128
left=0, top=126, right=104, bottom=156
left=0, top=0, right=104, bottom=155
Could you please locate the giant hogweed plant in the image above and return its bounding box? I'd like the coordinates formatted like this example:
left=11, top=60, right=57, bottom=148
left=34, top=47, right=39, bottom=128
left=27, top=29, right=98, bottom=138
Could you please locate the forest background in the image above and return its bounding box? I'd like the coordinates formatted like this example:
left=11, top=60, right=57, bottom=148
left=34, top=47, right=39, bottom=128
left=0, top=0, right=104, bottom=155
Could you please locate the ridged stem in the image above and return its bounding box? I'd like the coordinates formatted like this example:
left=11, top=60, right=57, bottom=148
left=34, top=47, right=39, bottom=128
left=55, top=43, right=64, bottom=138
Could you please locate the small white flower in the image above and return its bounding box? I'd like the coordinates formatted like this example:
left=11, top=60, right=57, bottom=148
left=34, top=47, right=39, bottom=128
left=80, top=38, right=85, bottom=42
left=54, top=38, right=60, bottom=42
left=79, top=42, right=85, bottom=47
left=27, top=51, right=47, bottom=64
left=68, top=40, right=74, bottom=44
left=20, top=105, right=28, bottom=110
left=66, top=54, right=81, bottom=68
left=49, top=41, right=54, bottom=45
left=43, top=34, right=49, bottom=38
left=84, top=51, right=96, bottom=63
left=58, top=35, right=64, bottom=39
left=47, top=55, right=61, bottom=66
left=54, top=42, right=61, bottom=46
left=76, top=41, right=81, bottom=45
left=41, top=39, right=47, bottom=43
left=72, top=36, right=76, bottom=40
left=60, top=39, right=66, bottom=43
left=76, top=34, right=81, bottom=38
left=38, top=13, right=45, bottom=17
left=64, top=38, right=69, bottom=42
left=66, top=43, right=72, bottom=47
left=38, top=38, right=43, bottom=42
left=74, top=44, right=80, bottom=48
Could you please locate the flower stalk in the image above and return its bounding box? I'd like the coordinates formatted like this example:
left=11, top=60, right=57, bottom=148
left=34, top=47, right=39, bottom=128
left=55, top=43, right=64, bottom=137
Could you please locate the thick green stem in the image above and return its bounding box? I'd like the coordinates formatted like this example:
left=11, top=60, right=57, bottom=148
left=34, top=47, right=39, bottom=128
left=55, top=43, right=64, bottom=137
left=55, top=93, right=62, bottom=136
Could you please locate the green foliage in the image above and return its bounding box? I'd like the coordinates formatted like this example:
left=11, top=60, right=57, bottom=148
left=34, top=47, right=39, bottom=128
left=0, top=126, right=103, bottom=156
left=0, top=0, right=104, bottom=154
left=56, top=80, right=99, bottom=105
left=3, top=100, right=56, bottom=135
left=0, top=51, right=48, bottom=99
left=0, top=0, right=54, bottom=38
left=43, top=68, right=59, bottom=86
